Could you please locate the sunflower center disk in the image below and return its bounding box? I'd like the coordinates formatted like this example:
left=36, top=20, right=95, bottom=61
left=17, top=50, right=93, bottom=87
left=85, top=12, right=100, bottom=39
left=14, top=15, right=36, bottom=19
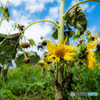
left=55, top=49, right=65, bottom=58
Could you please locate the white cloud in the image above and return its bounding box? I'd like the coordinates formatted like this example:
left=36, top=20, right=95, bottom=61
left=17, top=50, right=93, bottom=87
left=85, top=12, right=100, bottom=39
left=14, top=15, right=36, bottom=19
left=25, top=2, right=44, bottom=13
left=98, top=38, right=100, bottom=42
left=71, top=0, right=77, bottom=6
left=45, top=6, right=59, bottom=21
left=0, top=0, right=60, bottom=57
left=24, top=0, right=55, bottom=14
left=91, top=26, right=96, bottom=32
left=81, top=4, right=89, bottom=10
left=0, top=20, right=19, bottom=34
left=1, top=0, right=21, bottom=7
left=87, top=5, right=96, bottom=12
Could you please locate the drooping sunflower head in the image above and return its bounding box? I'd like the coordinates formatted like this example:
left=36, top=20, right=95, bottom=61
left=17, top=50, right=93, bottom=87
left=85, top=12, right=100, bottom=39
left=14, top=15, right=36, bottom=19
left=85, top=39, right=98, bottom=70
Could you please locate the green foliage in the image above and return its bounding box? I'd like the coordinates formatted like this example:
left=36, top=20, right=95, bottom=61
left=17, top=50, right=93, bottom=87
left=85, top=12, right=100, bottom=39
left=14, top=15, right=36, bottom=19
left=0, top=33, right=6, bottom=42
left=76, top=43, right=87, bottom=60
left=0, top=89, right=9, bottom=95
left=0, top=6, right=9, bottom=21
left=51, top=30, right=58, bottom=40
left=0, top=33, right=21, bottom=65
left=66, top=5, right=87, bottom=35
left=85, top=29, right=92, bottom=36
left=73, top=31, right=83, bottom=39
left=28, top=39, right=36, bottom=46
left=15, top=52, right=40, bottom=66
left=26, top=51, right=36, bottom=57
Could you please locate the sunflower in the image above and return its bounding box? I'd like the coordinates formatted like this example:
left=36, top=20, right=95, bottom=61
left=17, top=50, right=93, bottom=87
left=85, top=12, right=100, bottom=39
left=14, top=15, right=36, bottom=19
left=85, top=38, right=98, bottom=70
left=46, top=37, right=77, bottom=62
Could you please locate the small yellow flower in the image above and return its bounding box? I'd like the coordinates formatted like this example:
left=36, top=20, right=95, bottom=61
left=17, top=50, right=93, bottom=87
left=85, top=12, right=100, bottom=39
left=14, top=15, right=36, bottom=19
left=44, top=62, right=49, bottom=67
left=85, top=38, right=98, bottom=70
left=46, top=37, right=77, bottom=62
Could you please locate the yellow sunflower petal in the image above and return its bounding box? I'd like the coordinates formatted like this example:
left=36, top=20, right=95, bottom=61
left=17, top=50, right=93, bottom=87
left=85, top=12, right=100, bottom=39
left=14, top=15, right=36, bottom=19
left=58, top=37, right=68, bottom=48
left=86, top=55, right=94, bottom=70
left=88, top=51, right=94, bottom=56
left=85, top=51, right=97, bottom=71
left=87, top=39, right=98, bottom=50
left=63, top=37, right=68, bottom=45
left=64, top=45, right=76, bottom=52
left=58, top=38, right=63, bottom=48
left=49, top=55, right=60, bottom=62
left=64, top=55, right=75, bottom=61
left=65, top=52, right=77, bottom=56
left=46, top=42, right=57, bottom=54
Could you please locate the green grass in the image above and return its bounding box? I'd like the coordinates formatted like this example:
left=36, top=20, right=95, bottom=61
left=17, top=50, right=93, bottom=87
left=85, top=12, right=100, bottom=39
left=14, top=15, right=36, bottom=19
left=0, top=62, right=100, bottom=100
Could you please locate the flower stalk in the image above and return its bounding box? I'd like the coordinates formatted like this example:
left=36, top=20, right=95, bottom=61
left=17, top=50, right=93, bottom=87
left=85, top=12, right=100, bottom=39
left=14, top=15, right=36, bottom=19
left=22, top=20, right=60, bottom=34
left=55, top=0, right=65, bottom=99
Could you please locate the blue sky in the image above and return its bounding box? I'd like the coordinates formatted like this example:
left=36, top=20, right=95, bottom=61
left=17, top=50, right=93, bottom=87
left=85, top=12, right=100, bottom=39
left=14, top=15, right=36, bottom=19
left=0, top=0, right=100, bottom=57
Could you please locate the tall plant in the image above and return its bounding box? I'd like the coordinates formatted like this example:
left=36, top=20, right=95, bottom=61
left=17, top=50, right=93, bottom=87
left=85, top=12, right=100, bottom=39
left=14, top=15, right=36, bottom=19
left=0, top=0, right=100, bottom=99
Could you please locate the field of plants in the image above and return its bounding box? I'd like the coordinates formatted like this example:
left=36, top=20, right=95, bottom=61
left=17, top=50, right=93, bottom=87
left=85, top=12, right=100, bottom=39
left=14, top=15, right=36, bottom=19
left=0, top=0, right=100, bottom=100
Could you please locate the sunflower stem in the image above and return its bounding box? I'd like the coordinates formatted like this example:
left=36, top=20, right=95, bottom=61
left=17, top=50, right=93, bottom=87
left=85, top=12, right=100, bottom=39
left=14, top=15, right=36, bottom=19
left=55, top=0, right=65, bottom=100
left=21, top=20, right=60, bottom=34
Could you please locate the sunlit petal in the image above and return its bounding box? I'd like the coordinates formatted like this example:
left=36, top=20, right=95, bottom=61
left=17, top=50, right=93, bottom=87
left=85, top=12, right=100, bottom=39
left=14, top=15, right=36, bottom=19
left=58, top=38, right=63, bottom=48
left=64, top=55, right=75, bottom=61
left=63, top=36, right=68, bottom=45
left=87, top=39, right=98, bottom=50
left=64, top=45, right=76, bottom=52
left=49, top=55, right=60, bottom=62
left=66, top=52, right=77, bottom=56
left=46, top=42, right=57, bottom=54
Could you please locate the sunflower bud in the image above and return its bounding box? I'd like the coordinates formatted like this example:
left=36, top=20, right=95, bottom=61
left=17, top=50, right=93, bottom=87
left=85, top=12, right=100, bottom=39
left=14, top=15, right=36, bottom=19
left=20, top=42, right=30, bottom=48
left=39, top=60, right=45, bottom=66
left=41, top=40, right=48, bottom=46
left=79, top=39, right=85, bottom=44
left=23, top=57, right=30, bottom=63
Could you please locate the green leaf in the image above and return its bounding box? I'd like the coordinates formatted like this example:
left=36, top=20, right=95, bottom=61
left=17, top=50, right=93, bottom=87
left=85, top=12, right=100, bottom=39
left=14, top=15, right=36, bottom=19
left=0, top=6, right=3, bottom=12
left=52, top=30, right=58, bottom=39
left=0, top=89, right=9, bottom=95
left=85, top=29, right=92, bottom=36
left=26, top=51, right=36, bottom=57
left=0, top=33, right=21, bottom=65
left=0, top=6, right=9, bottom=21
left=4, top=7, right=9, bottom=21
left=69, top=31, right=75, bottom=37
left=0, top=33, right=6, bottom=42
left=28, top=39, right=36, bottom=46
left=73, top=31, right=82, bottom=40
left=66, top=5, right=87, bottom=33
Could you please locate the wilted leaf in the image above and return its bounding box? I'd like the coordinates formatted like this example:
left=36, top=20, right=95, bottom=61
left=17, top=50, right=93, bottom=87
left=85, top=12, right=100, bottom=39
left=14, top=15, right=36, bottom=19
left=0, top=33, right=21, bottom=64
left=73, top=31, right=83, bottom=40
left=85, top=29, right=92, bottom=36
left=29, top=39, right=36, bottom=46
left=66, top=5, right=87, bottom=33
